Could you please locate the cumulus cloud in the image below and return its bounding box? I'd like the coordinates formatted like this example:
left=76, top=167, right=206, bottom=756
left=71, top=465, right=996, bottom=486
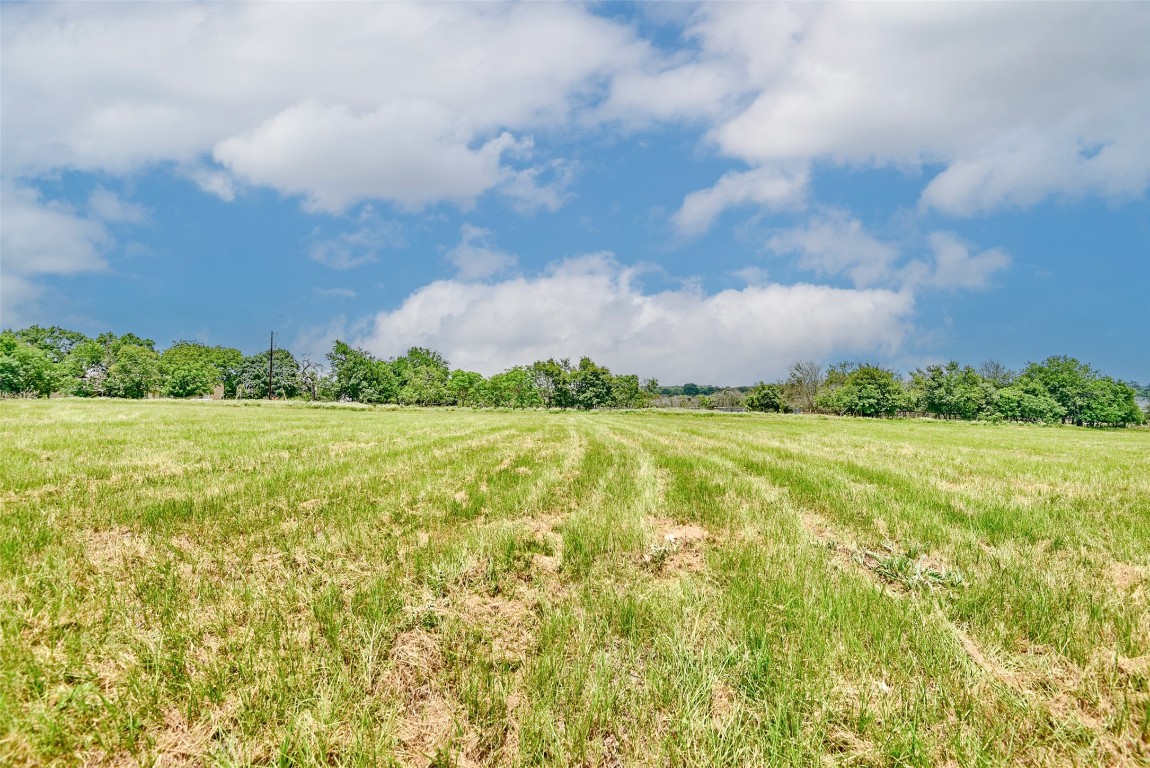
left=0, top=182, right=111, bottom=324
left=766, top=210, right=899, bottom=288
left=445, top=225, right=517, bottom=281
left=4, top=3, right=1145, bottom=221
left=1, top=2, right=648, bottom=212
left=357, top=253, right=914, bottom=384
left=673, top=166, right=808, bottom=236
left=674, top=4, right=1150, bottom=217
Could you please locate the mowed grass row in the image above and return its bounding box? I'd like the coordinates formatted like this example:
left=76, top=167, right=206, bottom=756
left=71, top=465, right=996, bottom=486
left=0, top=401, right=1146, bottom=767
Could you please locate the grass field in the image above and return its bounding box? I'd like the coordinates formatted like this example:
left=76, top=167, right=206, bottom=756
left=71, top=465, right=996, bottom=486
left=0, top=400, right=1147, bottom=767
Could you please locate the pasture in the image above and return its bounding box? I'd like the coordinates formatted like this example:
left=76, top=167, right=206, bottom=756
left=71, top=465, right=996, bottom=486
left=0, top=400, right=1147, bottom=766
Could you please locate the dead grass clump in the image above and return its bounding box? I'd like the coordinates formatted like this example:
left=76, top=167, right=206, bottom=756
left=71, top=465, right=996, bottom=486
left=1108, top=561, right=1148, bottom=592
left=386, top=630, right=469, bottom=767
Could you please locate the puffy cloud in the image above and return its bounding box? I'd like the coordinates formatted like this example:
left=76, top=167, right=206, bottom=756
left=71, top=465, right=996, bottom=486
left=672, top=166, right=808, bottom=236
left=766, top=210, right=900, bottom=288
left=674, top=4, right=1150, bottom=217
left=0, top=182, right=111, bottom=324
left=1, top=2, right=649, bottom=211
left=214, top=101, right=517, bottom=214
left=357, top=253, right=914, bottom=383
left=445, top=225, right=517, bottom=282
left=903, top=233, right=1011, bottom=291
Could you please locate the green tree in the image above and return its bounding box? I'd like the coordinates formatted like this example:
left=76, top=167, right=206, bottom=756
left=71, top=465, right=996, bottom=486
left=448, top=370, right=487, bottom=407
left=238, top=349, right=301, bottom=399
left=910, top=361, right=993, bottom=420
left=162, top=362, right=218, bottom=398
left=484, top=367, right=543, bottom=408
left=327, top=341, right=397, bottom=403
left=1081, top=378, right=1143, bottom=427
left=570, top=357, right=614, bottom=409
left=610, top=374, right=649, bottom=409
left=817, top=365, right=905, bottom=417
left=160, top=341, right=243, bottom=397
left=104, top=344, right=162, bottom=398
left=64, top=339, right=110, bottom=396
left=745, top=382, right=784, bottom=412
left=529, top=359, right=574, bottom=408
left=13, top=325, right=90, bottom=364
left=0, top=332, right=59, bottom=396
left=1018, top=356, right=1097, bottom=424
left=990, top=387, right=1066, bottom=424
left=394, top=347, right=450, bottom=405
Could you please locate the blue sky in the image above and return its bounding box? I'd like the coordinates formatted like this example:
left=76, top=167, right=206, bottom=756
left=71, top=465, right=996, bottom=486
left=2, top=2, right=1147, bottom=384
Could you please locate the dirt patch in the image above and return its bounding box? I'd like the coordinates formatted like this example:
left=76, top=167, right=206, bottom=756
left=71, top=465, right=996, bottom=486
left=641, top=519, right=708, bottom=575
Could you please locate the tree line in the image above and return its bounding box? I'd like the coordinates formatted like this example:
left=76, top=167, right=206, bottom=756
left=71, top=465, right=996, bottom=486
left=1, top=325, right=1145, bottom=426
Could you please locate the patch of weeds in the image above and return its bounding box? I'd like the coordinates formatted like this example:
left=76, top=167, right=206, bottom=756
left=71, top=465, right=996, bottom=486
left=640, top=542, right=677, bottom=573
left=856, top=542, right=966, bottom=592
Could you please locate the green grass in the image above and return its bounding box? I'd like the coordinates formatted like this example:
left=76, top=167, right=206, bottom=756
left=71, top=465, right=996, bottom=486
left=0, top=400, right=1147, bottom=767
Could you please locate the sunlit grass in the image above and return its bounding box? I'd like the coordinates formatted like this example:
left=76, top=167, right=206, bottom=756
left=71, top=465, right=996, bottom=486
left=1, top=400, right=1147, bottom=766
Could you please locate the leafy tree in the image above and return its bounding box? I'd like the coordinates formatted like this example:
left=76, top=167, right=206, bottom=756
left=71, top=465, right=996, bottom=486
left=394, top=347, right=450, bottom=405
left=238, top=349, right=301, bottom=399
left=485, top=367, right=543, bottom=408
left=0, top=332, right=59, bottom=396
left=1081, top=378, right=1143, bottom=427
left=327, top=341, right=397, bottom=403
left=570, top=357, right=614, bottom=409
left=990, top=387, right=1066, bottom=423
left=910, top=361, right=993, bottom=420
left=745, top=382, right=784, bottom=412
left=529, top=359, right=575, bottom=408
left=1018, top=356, right=1097, bottom=424
left=448, top=370, right=486, bottom=407
left=13, top=325, right=89, bottom=363
left=65, top=339, right=111, bottom=396
left=163, top=362, right=218, bottom=398
left=611, top=374, right=649, bottom=409
left=161, top=341, right=243, bottom=396
left=104, top=344, right=162, bottom=398
left=817, top=365, right=905, bottom=417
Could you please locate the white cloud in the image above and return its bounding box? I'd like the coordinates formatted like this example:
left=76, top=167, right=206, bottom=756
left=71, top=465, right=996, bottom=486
left=673, top=166, right=808, bottom=236
left=672, top=4, right=1150, bottom=217
left=0, top=182, right=111, bottom=324
left=445, top=225, right=517, bottom=281
left=357, top=253, right=914, bottom=384
left=214, top=101, right=518, bottom=214
left=5, top=3, right=1144, bottom=221
left=903, top=233, right=1011, bottom=291
left=308, top=214, right=403, bottom=270
left=1, top=2, right=649, bottom=212
left=766, top=210, right=900, bottom=288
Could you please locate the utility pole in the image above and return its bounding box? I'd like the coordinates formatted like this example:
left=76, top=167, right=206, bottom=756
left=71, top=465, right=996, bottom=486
left=267, top=331, right=275, bottom=400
